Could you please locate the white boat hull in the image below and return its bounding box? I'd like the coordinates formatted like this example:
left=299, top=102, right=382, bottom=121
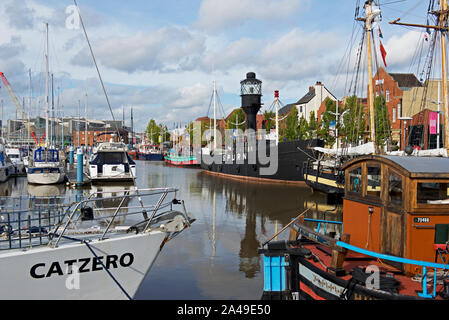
left=27, top=171, right=66, bottom=185
left=0, top=231, right=167, bottom=299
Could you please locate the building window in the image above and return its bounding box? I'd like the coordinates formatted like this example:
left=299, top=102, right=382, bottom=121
left=386, top=90, right=390, bottom=102
left=299, top=106, right=303, bottom=113
left=398, top=104, right=402, bottom=118
left=393, top=107, right=396, bottom=123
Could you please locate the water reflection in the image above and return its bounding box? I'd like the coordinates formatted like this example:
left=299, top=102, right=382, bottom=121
left=2, top=161, right=339, bottom=299
left=89, top=183, right=135, bottom=227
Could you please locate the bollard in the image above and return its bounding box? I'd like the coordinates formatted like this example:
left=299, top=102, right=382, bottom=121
left=69, top=146, right=74, bottom=165
left=77, top=148, right=83, bottom=186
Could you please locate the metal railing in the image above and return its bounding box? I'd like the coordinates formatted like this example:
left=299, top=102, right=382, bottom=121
left=0, top=188, right=186, bottom=250
left=50, top=187, right=183, bottom=247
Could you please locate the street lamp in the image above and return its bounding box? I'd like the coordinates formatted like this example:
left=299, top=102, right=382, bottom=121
left=398, top=116, right=412, bottom=150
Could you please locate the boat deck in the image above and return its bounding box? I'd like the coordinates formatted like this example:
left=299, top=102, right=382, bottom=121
left=301, top=242, right=445, bottom=299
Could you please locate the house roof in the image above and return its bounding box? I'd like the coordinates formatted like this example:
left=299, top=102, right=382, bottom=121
left=296, top=88, right=316, bottom=105
left=279, top=103, right=296, bottom=117
left=389, top=73, right=422, bottom=89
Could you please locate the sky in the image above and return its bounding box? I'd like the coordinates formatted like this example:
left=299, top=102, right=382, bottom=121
left=0, top=0, right=433, bottom=132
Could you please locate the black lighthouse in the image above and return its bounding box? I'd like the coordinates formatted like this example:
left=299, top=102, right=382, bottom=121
left=240, top=72, right=262, bottom=131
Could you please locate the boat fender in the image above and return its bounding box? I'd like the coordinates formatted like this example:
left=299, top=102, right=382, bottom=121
left=160, top=215, right=186, bottom=232
left=172, top=199, right=182, bottom=205
left=81, top=207, right=94, bottom=221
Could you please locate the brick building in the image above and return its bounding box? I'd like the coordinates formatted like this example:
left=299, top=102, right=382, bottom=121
left=370, top=67, right=422, bottom=149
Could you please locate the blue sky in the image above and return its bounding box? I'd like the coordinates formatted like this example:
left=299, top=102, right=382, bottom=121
left=0, top=0, right=433, bottom=132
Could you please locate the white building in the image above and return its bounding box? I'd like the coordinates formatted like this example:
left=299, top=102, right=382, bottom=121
left=295, top=81, right=337, bottom=120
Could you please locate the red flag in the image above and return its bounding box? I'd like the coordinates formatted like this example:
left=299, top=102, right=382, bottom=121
left=379, top=40, right=387, bottom=67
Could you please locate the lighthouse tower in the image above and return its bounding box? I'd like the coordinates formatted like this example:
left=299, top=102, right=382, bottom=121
left=240, top=72, right=262, bottom=131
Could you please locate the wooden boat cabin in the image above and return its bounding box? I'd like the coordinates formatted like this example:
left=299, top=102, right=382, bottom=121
left=342, top=155, right=449, bottom=275
left=259, top=155, right=449, bottom=300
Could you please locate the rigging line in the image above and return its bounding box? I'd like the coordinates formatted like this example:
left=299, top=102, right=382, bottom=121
left=73, top=0, right=120, bottom=139
left=74, top=0, right=145, bottom=213
left=206, top=91, right=214, bottom=118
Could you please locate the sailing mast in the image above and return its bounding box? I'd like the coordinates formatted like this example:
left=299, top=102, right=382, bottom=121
left=359, top=1, right=381, bottom=151
left=45, top=23, right=49, bottom=148
left=390, top=0, right=449, bottom=151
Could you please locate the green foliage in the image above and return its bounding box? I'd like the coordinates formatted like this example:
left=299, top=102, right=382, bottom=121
left=298, top=115, right=308, bottom=140
left=341, top=96, right=366, bottom=145
left=319, top=98, right=343, bottom=146
left=284, top=106, right=299, bottom=141
left=226, top=109, right=246, bottom=130
left=187, top=120, right=209, bottom=145
left=145, top=119, right=162, bottom=144
left=263, top=110, right=275, bottom=131
left=373, top=95, right=391, bottom=149
left=307, top=110, right=318, bottom=139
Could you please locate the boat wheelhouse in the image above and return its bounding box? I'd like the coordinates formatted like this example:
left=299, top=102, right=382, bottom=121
left=259, top=155, right=449, bottom=300
left=89, top=142, right=136, bottom=182
left=27, top=148, right=66, bottom=185
left=5, top=148, right=26, bottom=176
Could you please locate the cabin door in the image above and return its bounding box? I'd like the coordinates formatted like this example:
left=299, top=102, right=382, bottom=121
left=381, top=209, right=404, bottom=258
left=381, top=170, right=405, bottom=259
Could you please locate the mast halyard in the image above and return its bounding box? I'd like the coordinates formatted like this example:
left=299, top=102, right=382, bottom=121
left=390, top=0, right=449, bottom=151
left=213, top=80, right=217, bottom=150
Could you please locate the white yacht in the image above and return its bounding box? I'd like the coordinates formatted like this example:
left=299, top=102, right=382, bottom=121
left=5, top=148, right=26, bottom=176
left=27, top=147, right=66, bottom=185
left=0, top=187, right=194, bottom=299
left=89, top=142, right=136, bottom=182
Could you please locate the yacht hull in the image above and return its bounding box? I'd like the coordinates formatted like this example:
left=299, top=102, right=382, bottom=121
left=27, top=170, right=66, bottom=185
left=0, top=232, right=167, bottom=299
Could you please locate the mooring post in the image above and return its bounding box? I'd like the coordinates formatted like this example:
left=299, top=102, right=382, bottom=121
left=77, top=148, right=83, bottom=186
left=69, top=146, right=74, bottom=165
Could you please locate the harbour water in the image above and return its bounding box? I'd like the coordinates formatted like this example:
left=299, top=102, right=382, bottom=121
left=3, top=160, right=338, bottom=300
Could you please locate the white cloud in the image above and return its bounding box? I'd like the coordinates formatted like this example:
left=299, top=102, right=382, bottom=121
left=71, top=27, right=206, bottom=74
left=195, top=0, right=304, bottom=32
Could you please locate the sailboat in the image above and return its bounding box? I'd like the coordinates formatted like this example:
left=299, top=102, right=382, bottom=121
left=259, top=0, right=449, bottom=301
left=302, top=2, right=384, bottom=197
left=27, top=23, right=66, bottom=185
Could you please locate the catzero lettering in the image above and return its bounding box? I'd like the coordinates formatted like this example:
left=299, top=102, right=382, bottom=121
left=30, top=253, right=134, bottom=279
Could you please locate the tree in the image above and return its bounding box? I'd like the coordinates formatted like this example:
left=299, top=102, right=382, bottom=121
left=373, top=95, right=391, bottom=149
left=319, top=98, right=343, bottom=147
left=187, top=120, right=209, bottom=146
left=307, top=110, right=318, bottom=140
left=341, top=96, right=366, bottom=146
left=298, top=115, right=308, bottom=140
left=284, top=106, right=299, bottom=141
left=145, top=119, right=162, bottom=144
left=263, top=110, right=275, bottom=132
left=226, top=109, right=246, bottom=130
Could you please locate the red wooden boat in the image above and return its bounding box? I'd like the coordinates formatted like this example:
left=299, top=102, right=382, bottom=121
left=260, top=155, right=449, bottom=300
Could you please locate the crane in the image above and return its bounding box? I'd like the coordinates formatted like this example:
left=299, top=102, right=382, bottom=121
left=0, top=72, right=39, bottom=145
